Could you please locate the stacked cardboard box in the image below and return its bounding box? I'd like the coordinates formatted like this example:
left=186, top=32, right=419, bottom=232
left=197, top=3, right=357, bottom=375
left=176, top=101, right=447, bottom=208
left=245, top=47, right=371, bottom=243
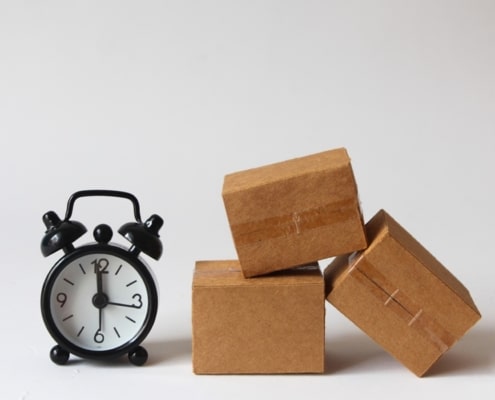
left=325, top=210, right=481, bottom=376
left=193, top=148, right=366, bottom=374
left=221, top=148, right=367, bottom=278
left=192, top=147, right=481, bottom=376
left=192, top=260, right=324, bottom=374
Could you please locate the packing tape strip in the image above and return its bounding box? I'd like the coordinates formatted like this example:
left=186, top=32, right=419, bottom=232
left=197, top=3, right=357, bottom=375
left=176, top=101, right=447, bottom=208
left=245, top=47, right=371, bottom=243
left=195, top=268, right=242, bottom=274
left=231, top=199, right=359, bottom=246
left=194, top=268, right=243, bottom=278
left=348, top=255, right=455, bottom=353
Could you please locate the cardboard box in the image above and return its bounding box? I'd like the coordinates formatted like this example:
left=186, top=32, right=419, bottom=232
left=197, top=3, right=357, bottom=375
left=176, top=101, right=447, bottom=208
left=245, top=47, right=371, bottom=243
left=222, top=148, right=367, bottom=277
left=324, top=210, right=481, bottom=377
left=192, top=260, right=325, bottom=374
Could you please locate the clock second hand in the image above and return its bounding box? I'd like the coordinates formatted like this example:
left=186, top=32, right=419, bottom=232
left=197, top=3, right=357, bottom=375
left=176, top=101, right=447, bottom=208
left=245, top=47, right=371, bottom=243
left=93, top=262, right=108, bottom=334
left=97, top=267, right=103, bottom=333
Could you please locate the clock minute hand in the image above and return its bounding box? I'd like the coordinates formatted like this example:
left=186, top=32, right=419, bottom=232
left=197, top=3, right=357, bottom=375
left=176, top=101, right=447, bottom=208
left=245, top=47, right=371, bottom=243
left=93, top=262, right=108, bottom=334
left=96, top=265, right=103, bottom=295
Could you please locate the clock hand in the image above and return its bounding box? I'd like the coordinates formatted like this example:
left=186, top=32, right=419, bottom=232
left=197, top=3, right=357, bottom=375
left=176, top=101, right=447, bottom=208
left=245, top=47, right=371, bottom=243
left=92, top=261, right=108, bottom=335
left=93, top=261, right=109, bottom=307
left=96, top=264, right=103, bottom=295
left=107, top=294, right=143, bottom=309
left=96, top=268, right=103, bottom=334
left=106, top=301, right=141, bottom=308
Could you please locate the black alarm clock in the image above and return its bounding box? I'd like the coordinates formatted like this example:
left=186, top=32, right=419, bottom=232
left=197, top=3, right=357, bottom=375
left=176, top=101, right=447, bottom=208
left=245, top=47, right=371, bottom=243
left=40, top=190, right=163, bottom=366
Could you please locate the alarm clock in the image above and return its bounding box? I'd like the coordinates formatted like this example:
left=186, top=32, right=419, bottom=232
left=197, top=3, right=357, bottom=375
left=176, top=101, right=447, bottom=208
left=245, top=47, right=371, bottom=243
left=40, top=190, right=163, bottom=366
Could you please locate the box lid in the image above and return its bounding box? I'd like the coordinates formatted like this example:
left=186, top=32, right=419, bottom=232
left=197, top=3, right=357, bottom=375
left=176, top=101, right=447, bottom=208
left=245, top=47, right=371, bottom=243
left=222, top=148, right=360, bottom=226
left=223, top=148, right=352, bottom=194
left=194, top=260, right=322, bottom=287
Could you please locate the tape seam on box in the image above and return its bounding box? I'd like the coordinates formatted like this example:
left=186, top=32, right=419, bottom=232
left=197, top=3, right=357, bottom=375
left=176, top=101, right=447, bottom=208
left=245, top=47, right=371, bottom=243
left=231, top=199, right=360, bottom=246
left=348, top=255, right=454, bottom=353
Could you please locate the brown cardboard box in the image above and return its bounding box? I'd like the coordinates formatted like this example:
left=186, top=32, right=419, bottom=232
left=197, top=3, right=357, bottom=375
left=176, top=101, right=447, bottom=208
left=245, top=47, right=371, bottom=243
left=222, top=148, right=367, bottom=277
left=192, top=260, right=325, bottom=374
left=325, top=210, right=481, bottom=377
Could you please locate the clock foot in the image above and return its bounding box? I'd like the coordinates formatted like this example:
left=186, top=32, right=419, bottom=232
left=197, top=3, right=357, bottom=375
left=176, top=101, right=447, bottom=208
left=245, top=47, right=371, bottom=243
left=50, top=345, right=70, bottom=365
left=128, top=346, right=148, bottom=366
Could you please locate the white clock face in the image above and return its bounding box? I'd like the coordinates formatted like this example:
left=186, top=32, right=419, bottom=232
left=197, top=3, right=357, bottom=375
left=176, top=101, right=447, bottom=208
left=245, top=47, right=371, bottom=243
left=49, top=253, right=151, bottom=352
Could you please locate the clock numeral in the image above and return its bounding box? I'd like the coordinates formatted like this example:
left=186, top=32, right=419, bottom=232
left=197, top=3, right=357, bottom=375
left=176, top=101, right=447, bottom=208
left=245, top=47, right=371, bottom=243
left=56, top=292, right=67, bottom=307
left=94, top=330, right=104, bottom=344
left=91, top=258, right=109, bottom=274
left=132, top=293, right=143, bottom=309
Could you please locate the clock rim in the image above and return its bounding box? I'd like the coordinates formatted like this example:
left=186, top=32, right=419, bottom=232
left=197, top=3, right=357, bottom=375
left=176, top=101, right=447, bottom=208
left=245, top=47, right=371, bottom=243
left=40, top=243, right=159, bottom=361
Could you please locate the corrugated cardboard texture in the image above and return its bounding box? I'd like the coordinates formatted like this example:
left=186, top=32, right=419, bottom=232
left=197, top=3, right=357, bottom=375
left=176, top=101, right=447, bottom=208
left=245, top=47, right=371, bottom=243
left=222, top=148, right=367, bottom=277
left=325, top=210, right=481, bottom=377
left=192, top=260, right=325, bottom=374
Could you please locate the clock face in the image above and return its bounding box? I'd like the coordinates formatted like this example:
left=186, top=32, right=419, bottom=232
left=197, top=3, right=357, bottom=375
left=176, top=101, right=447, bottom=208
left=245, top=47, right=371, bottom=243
left=42, top=246, right=157, bottom=357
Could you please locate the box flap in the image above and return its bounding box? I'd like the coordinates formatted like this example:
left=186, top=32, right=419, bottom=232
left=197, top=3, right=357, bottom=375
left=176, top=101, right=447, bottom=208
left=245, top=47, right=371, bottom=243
left=222, top=148, right=351, bottom=194
left=222, top=149, right=360, bottom=225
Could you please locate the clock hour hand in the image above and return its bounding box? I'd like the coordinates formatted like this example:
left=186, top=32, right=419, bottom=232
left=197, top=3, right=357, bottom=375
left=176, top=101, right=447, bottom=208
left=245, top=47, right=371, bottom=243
left=107, top=301, right=140, bottom=308
left=107, top=294, right=143, bottom=309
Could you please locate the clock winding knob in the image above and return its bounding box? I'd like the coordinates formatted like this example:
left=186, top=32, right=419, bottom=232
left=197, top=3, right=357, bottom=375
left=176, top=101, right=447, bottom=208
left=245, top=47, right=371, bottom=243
left=94, top=224, right=113, bottom=244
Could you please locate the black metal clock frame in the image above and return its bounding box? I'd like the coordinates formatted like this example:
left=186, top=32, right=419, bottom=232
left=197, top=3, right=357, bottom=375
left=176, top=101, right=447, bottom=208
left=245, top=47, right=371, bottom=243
left=40, top=190, right=163, bottom=366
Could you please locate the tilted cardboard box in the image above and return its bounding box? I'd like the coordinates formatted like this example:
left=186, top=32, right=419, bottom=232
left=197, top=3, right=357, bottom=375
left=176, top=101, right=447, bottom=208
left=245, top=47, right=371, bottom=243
left=324, top=210, right=481, bottom=377
left=222, top=148, right=367, bottom=277
left=192, top=260, right=325, bottom=374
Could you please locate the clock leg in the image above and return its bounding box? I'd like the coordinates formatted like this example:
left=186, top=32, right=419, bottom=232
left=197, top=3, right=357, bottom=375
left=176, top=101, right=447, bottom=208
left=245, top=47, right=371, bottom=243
left=50, top=345, right=70, bottom=365
left=128, top=346, right=148, bottom=366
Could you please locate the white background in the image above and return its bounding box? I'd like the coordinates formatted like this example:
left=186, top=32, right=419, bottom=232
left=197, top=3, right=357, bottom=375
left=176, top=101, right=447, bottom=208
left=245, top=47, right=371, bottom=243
left=1, top=1, right=494, bottom=399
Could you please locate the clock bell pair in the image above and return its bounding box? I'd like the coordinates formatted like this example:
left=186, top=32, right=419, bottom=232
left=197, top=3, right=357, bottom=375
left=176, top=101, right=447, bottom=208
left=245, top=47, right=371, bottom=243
left=40, top=190, right=163, bottom=366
